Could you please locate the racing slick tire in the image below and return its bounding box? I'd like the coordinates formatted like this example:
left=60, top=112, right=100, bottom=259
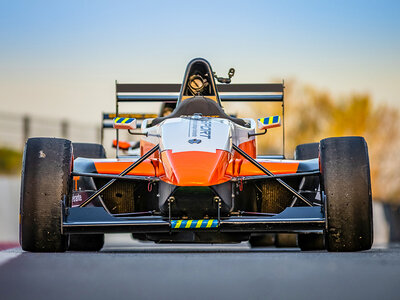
left=249, top=233, right=275, bottom=247
left=274, top=233, right=297, bottom=247
left=295, top=142, right=325, bottom=250
left=68, top=143, right=106, bottom=251
left=72, top=142, right=106, bottom=159
left=320, top=137, right=373, bottom=252
left=20, top=138, right=72, bottom=252
left=294, top=142, right=320, bottom=202
left=297, top=233, right=325, bottom=251
left=294, top=142, right=319, bottom=160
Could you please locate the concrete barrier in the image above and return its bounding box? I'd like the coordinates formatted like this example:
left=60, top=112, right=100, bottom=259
left=0, top=176, right=20, bottom=243
left=373, top=201, right=389, bottom=244
left=0, top=176, right=392, bottom=245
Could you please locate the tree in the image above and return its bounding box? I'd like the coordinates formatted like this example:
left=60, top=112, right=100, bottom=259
left=227, top=80, right=400, bottom=203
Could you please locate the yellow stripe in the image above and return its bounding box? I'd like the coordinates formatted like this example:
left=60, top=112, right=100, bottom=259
left=121, top=118, right=128, bottom=124
left=268, top=117, right=273, bottom=125
left=175, top=220, right=182, bottom=228
left=196, top=220, right=202, bottom=228
left=114, top=117, right=121, bottom=123
left=206, top=220, right=213, bottom=228
left=259, top=118, right=264, bottom=124
left=185, top=220, right=192, bottom=228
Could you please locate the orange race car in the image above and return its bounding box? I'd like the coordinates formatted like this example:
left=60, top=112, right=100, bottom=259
left=19, top=58, right=373, bottom=252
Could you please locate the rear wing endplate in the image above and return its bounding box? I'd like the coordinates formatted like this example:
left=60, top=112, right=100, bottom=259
left=101, top=112, right=158, bottom=144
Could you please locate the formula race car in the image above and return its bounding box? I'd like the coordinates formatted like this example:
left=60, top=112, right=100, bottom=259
left=20, top=58, right=373, bottom=252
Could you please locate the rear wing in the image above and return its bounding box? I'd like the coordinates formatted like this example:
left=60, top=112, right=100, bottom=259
left=113, top=81, right=286, bottom=157
left=116, top=83, right=284, bottom=102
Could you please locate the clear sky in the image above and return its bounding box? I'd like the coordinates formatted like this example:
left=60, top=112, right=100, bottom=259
left=0, top=0, right=399, bottom=124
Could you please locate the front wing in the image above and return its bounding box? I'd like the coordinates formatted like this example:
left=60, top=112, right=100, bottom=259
left=62, top=206, right=325, bottom=235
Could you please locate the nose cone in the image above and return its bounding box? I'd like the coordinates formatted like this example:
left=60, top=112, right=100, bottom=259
left=160, top=150, right=231, bottom=186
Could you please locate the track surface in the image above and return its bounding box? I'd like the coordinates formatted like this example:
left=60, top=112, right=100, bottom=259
left=1, top=237, right=399, bottom=300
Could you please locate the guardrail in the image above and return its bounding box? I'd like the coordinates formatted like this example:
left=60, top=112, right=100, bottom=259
left=0, top=112, right=101, bottom=150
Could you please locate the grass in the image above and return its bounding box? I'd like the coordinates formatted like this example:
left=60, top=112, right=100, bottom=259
left=0, top=147, right=22, bottom=175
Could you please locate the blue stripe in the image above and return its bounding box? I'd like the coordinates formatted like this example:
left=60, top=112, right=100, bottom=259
left=191, top=220, right=198, bottom=228
left=116, top=118, right=124, bottom=123
left=180, top=220, right=187, bottom=228
left=212, top=220, right=218, bottom=227
left=272, top=115, right=279, bottom=123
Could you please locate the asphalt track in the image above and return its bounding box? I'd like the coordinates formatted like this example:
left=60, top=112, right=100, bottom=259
left=0, top=236, right=399, bottom=300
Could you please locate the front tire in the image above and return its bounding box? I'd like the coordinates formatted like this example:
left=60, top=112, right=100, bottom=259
left=20, top=138, right=72, bottom=252
left=320, top=137, right=373, bottom=252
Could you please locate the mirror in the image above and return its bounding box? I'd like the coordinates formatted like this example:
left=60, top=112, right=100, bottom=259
left=113, top=117, right=137, bottom=130
left=257, top=116, right=281, bottom=130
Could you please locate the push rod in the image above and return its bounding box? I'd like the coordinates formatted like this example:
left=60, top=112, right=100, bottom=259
left=232, top=144, right=313, bottom=207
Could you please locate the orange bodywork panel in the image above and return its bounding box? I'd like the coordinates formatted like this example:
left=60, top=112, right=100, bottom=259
left=92, top=153, right=299, bottom=185
left=94, top=159, right=156, bottom=176
left=233, top=139, right=256, bottom=159
left=238, top=160, right=299, bottom=176
left=140, top=140, right=159, bottom=159
left=160, top=150, right=232, bottom=186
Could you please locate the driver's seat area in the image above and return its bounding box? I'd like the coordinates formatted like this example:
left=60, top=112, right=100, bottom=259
left=151, top=96, right=249, bottom=127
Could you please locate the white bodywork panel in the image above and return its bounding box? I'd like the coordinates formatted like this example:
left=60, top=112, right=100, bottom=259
left=141, top=115, right=256, bottom=154
left=160, top=117, right=232, bottom=153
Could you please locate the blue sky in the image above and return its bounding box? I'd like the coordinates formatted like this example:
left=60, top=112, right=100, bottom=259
left=0, top=0, right=399, bottom=123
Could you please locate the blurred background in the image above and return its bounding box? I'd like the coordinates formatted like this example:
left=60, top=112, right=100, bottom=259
left=0, top=0, right=399, bottom=245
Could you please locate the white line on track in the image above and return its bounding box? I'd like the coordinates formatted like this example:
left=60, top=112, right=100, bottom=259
left=0, top=249, right=21, bottom=267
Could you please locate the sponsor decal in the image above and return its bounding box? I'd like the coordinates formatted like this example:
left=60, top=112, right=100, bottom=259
left=188, top=139, right=202, bottom=144
left=188, top=117, right=212, bottom=139
left=191, top=119, right=197, bottom=137
left=72, top=194, right=83, bottom=204
left=199, top=119, right=211, bottom=139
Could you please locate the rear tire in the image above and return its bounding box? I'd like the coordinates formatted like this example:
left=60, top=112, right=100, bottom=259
left=20, top=138, right=72, bottom=252
left=73, top=142, right=106, bottom=159
left=294, top=142, right=320, bottom=202
left=295, top=143, right=325, bottom=251
left=249, top=234, right=275, bottom=247
left=294, top=142, right=319, bottom=160
left=68, top=234, right=105, bottom=251
left=298, top=233, right=325, bottom=251
left=68, top=143, right=106, bottom=251
left=320, top=137, right=373, bottom=252
left=275, top=233, right=297, bottom=247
